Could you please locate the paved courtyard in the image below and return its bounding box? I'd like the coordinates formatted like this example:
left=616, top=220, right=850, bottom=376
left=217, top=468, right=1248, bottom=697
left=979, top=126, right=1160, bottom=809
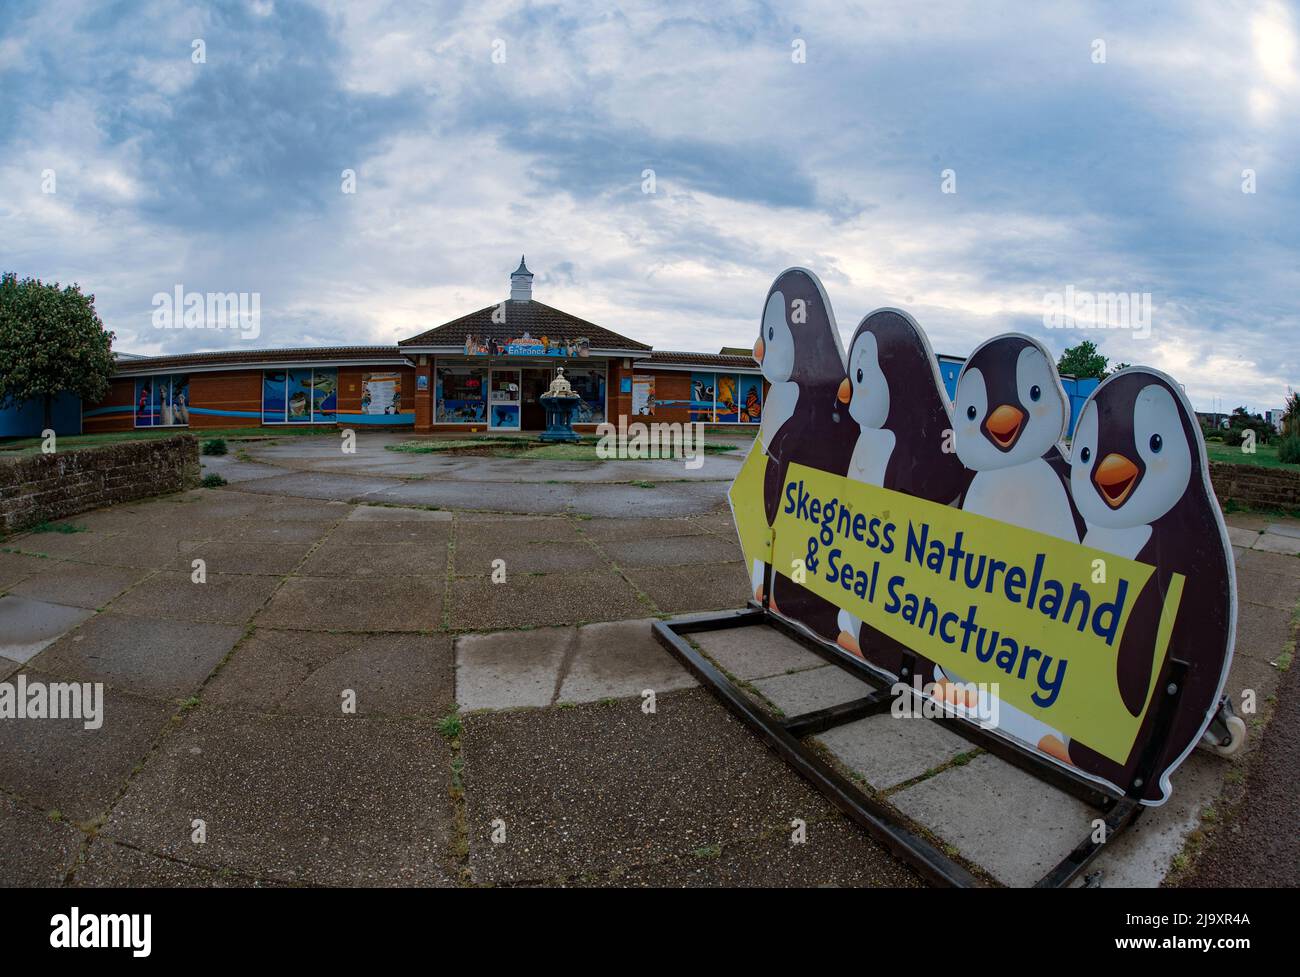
left=0, top=433, right=1296, bottom=886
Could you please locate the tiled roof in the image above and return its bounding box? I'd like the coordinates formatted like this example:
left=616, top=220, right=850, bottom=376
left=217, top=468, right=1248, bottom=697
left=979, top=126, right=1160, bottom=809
left=399, top=300, right=651, bottom=351
left=112, top=346, right=408, bottom=373
left=648, top=349, right=759, bottom=370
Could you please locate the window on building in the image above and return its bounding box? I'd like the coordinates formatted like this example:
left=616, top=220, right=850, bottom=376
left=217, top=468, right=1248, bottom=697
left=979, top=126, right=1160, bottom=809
left=261, top=368, right=337, bottom=424
left=134, top=374, right=191, bottom=428
left=436, top=366, right=487, bottom=423
left=564, top=365, right=606, bottom=424
left=489, top=369, right=521, bottom=429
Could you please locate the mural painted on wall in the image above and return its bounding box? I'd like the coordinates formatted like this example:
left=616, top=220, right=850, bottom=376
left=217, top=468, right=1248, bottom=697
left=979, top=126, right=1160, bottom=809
left=262, top=368, right=337, bottom=423
left=632, top=375, right=655, bottom=416
left=463, top=333, right=590, bottom=357
left=690, top=372, right=715, bottom=422
left=731, top=267, right=1238, bottom=805
left=715, top=374, right=740, bottom=422
left=738, top=374, right=763, bottom=423
left=134, top=374, right=190, bottom=427
left=361, top=372, right=402, bottom=415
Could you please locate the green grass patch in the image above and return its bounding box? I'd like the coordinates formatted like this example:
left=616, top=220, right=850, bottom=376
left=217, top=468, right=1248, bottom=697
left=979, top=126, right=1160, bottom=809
left=200, top=473, right=227, bottom=488
left=28, top=521, right=87, bottom=534
left=436, top=710, right=463, bottom=740
left=201, top=438, right=228, bottom=456
left=0, top=426, right=338, bottom=456
left=1206, top=441, right=1299, bottom=471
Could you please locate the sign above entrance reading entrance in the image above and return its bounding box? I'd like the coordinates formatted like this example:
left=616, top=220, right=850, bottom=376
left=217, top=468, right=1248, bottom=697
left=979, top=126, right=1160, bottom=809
left=463, top=333, right=590, bottom=358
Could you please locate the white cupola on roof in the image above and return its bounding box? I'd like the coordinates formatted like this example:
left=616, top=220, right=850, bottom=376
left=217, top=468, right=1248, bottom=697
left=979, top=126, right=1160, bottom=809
left=509, top=255, right=534, bottom=302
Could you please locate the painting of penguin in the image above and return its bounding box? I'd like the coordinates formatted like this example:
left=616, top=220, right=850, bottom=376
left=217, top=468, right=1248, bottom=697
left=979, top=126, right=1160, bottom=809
left=746, top=268, right=854, bottom=640
left=834, top=309, right=970, bottom=675
left=1062, top=367, right=1236, bottom=803
left=947, top=333, right=1083, bottom=753
left=954, top=334, right=1083, bottom=541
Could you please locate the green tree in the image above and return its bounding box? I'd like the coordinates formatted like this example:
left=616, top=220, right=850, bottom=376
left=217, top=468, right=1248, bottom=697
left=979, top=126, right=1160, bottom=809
left=0, top=273, right=115, bottom=430
left=1056, top=340, right=1108, bottom=379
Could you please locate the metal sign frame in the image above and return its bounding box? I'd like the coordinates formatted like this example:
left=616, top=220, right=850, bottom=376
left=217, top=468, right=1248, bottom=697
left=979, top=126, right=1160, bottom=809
left=651, top=543, right=1197, bottom=888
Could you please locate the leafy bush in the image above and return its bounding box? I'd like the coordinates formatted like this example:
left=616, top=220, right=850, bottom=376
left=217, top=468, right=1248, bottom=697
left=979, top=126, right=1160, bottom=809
left=1279, top=436, right=1300, bottom=465
left=201, top=438, right=228, bottom=456
left=201, top=473, right=227, bottom=488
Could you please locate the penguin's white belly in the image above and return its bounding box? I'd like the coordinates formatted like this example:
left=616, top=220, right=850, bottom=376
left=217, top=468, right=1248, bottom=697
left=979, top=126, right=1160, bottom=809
left=964, top=461, right=1077, bottom=541
left=847, top=428, right=895, bottom=486
left=1083, top=524, right=1151, bottom=560
left=760, top=382, right=798, bottom=454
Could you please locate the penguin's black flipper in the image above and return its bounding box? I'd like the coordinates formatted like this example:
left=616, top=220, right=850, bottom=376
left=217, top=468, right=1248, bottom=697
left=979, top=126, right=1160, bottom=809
left=1115, top=571, right=1166, bottom=718
left=1044, top=445, right=1085, bottom=542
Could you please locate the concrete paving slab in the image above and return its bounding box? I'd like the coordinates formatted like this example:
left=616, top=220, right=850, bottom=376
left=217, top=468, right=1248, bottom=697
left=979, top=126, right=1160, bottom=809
left=449, top=570, right=647, bottom=631
left=75, top=534, right=204, bottom=569
left=204, top=629, right=454, bottom=718
left=32, top=612, right=243, bottom=697
left=692, top=624, right=827, bottom=680
left=0, top=794, right=84, bottom=886
left=0, top=595, right=95, bottom=663
left=1234, top=564, right=1300, bottom=611
left=5, top=528, right=106, bottom=558
left=1265, top=521, right=1300, bottom=539
left=228, top=471, right=401, bottom=501
left=1234, top=602, right=1294, bottom=669
left=0, top=550, right=54, bottom=590
left=329, top=519, right=452, bottom=545
left=1224, top=512, right=1273, bottom=532
left=348, top=504, right=451, bottom=522
left=601, top=534, right=742, bottom=569
left=461, top=690, right=838, bottom=884
left=624, top=561, right=751, bottom=613
left=1074, top=751, right=1223, bottom=887
left=557, top=619, right=697, bottom=703
left=891, top=752, right=1095, bottom=887
left=1252, top=532, right=1300, bottom=556
left=369, top=479, right=574, bottom=513
left=210, top=519, right=335, bottom=545
left=72, top=838, right=287, bottom=887
left=1226, top=526, right=1261, bottom=549
left=167, top=540, right=313, bottom=575
left=577, top=516, right=711, bottom=541
left=594, top=816, right=922, bottom=888
left=752, top=665, right=873, bottom=716
left=198, top=456, right=287, bottom=484
left=8, top=562, right=150, bottom=609
left=296, top=541, right=448, bottom=579
left=1237, top=546, right=1300, bottom=579
left=452, top=540, right=605, bottom=576
left=454, top=515, right=583, bottom=546
left=100, top=709, right=456, bottom=886
left=567, top=480, right=728, bottom=518
left=256, top=576, right=445, bottom=632
left=455, top=626, right=572, bottom=710
left=107, top=570, right=281, bottom=625
left=817, top=713, right=971, bottom=790
left=0, top=656, right=19, bottom=682
left=0, top=670, right=174, bottom=822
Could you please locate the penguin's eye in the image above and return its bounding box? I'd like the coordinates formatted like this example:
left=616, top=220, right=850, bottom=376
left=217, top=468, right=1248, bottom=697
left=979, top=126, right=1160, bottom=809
left=767, top=326, right=774, bottom=340
left=856, top=368, right=863, bottom=383
left=1029, top=385, right=1041, bottom=402
left=1080, top=447, right=1091, bottom=463
left=966, top=405, right=977, bottom=420
left=1149, top=433, right=1162, bottom=453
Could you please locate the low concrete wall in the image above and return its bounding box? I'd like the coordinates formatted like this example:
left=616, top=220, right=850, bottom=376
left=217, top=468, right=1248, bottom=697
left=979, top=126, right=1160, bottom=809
left=1210, top=460, right=1300, bottom=511
left=0, top=434, right=200, bottom=534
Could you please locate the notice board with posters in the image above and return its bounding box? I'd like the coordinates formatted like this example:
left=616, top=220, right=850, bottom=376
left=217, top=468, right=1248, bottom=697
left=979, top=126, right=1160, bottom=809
left=731, top=267, right=1236, bottom=805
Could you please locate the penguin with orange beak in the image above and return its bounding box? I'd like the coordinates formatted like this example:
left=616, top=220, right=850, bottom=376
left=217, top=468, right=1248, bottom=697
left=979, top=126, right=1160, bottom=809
left=1064, top=367, right=1237, bottom=802
left=954, top=334, right=1081, bottom=542
left=747, top=268, right=854, bottom=641
left=835, top=309, right=970, bottom=668
left=943, top=334, right=1082, bottom=759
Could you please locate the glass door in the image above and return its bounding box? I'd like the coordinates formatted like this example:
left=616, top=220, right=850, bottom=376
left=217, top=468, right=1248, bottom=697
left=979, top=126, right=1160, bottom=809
left=489, top=368, right=522, bottom=430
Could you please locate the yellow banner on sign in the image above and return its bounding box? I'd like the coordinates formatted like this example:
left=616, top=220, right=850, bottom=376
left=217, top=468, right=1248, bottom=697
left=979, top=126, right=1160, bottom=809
left=732, top=453, right=1184, bottom=764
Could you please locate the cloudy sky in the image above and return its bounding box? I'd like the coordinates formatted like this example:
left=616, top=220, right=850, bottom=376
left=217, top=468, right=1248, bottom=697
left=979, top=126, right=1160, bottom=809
left=2, top=0, right=1297, bottom=413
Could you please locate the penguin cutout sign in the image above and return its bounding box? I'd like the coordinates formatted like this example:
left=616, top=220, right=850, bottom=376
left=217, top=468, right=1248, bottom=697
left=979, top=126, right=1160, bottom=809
left=1063, top=368, right=1236, bottom=803
left=741, top=268, right=855, bottom=641
left=729, top=271, right=1237, bottom=805
left=835, top=309, right=969, bottom=678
